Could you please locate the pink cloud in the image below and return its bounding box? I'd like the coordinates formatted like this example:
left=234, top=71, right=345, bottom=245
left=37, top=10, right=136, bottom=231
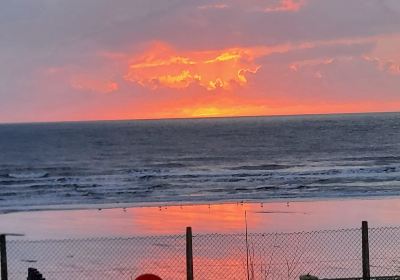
left=363, top=56, right=400, bottom=75
left=197, top=3, right=229, bottom=10
left=264, top=0, right=306, bottom=13
left=289, top=58, right=335, bottom=72
left=71, top=75, right=119, bottom=94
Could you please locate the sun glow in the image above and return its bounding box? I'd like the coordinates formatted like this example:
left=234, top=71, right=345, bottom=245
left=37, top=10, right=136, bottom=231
left=179, top=103, right=268, bottom=118
left=186, top=106, right=237, bottom=117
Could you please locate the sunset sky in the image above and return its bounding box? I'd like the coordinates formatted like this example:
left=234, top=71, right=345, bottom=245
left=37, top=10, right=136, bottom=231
left=1, top=0, right=400, bottom=122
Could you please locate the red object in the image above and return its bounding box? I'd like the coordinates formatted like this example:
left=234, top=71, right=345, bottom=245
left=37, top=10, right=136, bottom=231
left=135, top=274, right=162, bottom=280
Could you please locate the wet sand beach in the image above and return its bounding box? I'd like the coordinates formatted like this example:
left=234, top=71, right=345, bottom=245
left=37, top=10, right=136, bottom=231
left=2, top=197, right=400, bottom=239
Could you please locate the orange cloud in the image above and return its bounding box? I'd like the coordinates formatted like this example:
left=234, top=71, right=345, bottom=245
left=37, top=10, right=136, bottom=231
left=124, top=43, right=261, bottom=90
left=264, top=0, right=306, bottom=12
left=71, top=76, right=119, bottom=93
left=123, top=37, right=376, bottom=92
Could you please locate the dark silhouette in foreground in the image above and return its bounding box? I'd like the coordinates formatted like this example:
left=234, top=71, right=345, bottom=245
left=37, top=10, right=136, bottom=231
left=135, top=274, right=162, bottom=280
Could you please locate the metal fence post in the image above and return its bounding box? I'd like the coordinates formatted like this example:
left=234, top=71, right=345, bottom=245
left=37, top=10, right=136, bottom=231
left=186, top=227, right=194, bottom=280
left=362, top=221, right=370, bottom=280
left=0, top=235, right=7, bottom=280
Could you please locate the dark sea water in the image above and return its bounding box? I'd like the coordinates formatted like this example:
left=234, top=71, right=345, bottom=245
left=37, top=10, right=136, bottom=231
left=1, top=113, right=400, bottom=213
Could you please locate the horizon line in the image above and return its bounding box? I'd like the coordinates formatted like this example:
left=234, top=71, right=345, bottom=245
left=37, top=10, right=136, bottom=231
left=1, top=110, right=399, bottom=125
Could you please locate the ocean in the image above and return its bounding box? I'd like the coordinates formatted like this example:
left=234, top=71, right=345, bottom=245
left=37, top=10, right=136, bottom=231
left=1, top=113, right=400, bottom=213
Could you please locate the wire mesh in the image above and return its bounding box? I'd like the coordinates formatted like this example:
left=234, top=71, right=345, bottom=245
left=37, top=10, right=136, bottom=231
left=369, top=227, right=400, bottom=277
left=4, top=226, right=400, bottom=280
left=193, top=229, right=362, bottom=280
left=7, top=235, right=186, bottom=280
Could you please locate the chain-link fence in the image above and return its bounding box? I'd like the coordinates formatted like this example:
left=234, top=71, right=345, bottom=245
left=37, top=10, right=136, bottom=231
left=6, top=235, right=187, bottom=280
left=192, top=229, right=362, bottom=280
left=2, top=223, right=400, bottom=280
left=369, top=227, right=400, bottom=277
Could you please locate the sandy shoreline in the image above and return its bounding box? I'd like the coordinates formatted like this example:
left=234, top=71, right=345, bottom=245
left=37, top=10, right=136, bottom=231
left=2, top=196, right=400, bottom=240
left=2, top=194, right=399, bottom=215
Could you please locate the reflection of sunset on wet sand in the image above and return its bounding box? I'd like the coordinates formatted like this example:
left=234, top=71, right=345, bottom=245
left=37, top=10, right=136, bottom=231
left=5, top=199, right=400, bottom=280
left=2, top=198, right=400, bottom=239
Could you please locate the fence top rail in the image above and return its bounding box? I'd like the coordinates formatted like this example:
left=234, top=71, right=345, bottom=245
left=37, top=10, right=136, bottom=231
left=7, top=228, right=361, bottom=243
left=368, top=226, right=400, bottom=230
left=323, top=277, right=400, bottom=280
left=194, top=227, right=362, bottom=238
left=7, top=225, right=400, bottom=243
left=7, top=233, right=186, bottom=243
left=0, top=233, right=25, bottom=236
